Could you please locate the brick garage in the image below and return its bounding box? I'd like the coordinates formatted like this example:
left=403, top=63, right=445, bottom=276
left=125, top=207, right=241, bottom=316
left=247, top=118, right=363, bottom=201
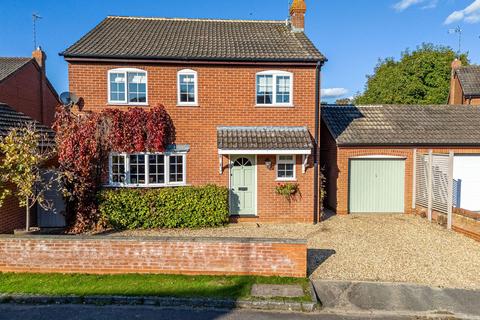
left=0, top=236, right=307, bottom=278
left=321, top=105, right=480, bottom=216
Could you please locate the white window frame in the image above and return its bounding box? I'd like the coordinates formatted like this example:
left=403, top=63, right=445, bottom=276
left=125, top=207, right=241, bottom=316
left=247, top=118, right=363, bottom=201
left=255, top=70, right=293, bottom=107
left=107, top=68, right=148, bottom=106
left=108, top=152, right=187, bottom=187
left=177, top=69, right=198, bottom=106
left=276, top=155, right=296, bottom=181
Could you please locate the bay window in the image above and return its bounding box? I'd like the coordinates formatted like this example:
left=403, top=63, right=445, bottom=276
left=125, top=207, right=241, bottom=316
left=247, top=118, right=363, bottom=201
left=108, top=68, right=147, bottom=105
left=109, top=153, right=186, bottom=187
left=256, top=71, right=293, bottom=106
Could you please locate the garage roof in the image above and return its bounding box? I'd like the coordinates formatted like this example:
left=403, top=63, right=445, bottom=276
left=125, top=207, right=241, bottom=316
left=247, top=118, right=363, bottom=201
left=322, top=104, right=480, bottom=146
left=0, top=103, right=55, bottom=146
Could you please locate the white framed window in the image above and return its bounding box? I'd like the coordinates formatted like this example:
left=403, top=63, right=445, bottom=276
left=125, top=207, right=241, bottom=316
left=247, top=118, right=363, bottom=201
left=256, top=71, right=293, bottom=107
left=109, top=152, right=186, bottom=187
left=276, top=155, right=296, bottom=181
left=177, top=69, right=198, bottom=106
left=108, top=68, right=148, bottom=105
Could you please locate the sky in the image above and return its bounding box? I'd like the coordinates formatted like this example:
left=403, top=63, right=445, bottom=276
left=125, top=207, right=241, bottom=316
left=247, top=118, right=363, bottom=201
left=0, top=0, right=479, bottom=102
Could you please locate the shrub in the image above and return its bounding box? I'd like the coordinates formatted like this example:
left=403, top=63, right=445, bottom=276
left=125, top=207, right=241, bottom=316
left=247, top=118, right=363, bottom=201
left=98, top=185, right=229, bottom=230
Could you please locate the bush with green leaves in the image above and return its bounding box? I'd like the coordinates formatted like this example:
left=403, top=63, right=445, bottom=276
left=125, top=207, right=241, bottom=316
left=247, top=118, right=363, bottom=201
left=98, top=185, right=229, bottom=230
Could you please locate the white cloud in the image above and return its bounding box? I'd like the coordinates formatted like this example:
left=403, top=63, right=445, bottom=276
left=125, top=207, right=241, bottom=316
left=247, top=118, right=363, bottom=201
left=393, top=0, right=437, bottom=11
left=321, top=88, right=349, bottom=98
left=445, top=0, right=480, bottom=24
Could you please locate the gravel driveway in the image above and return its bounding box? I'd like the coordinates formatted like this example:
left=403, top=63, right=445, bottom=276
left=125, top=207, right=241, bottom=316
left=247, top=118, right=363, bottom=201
left=108, top=214, right=480, bottom=289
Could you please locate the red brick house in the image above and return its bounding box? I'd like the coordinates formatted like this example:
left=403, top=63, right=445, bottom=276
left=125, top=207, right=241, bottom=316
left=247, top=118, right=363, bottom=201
left=448, top=59, right=480, bottom=105
left=60, top=0, right=326, bottom=223
left=0, top=50, right=59, bottom=233
left=0, top=50, right=59, bottom=126
left=321, top=104, right=480, bottom=216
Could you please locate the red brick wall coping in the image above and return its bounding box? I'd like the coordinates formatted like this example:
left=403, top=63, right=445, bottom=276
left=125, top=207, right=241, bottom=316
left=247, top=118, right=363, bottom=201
left=0, top=235, right=307, bottom=278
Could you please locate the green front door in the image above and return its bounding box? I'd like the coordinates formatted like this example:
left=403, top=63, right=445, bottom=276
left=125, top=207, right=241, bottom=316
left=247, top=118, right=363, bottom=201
left=230, top=156, right=256, bottom=216
left=349, top=159, right=405, bottom=213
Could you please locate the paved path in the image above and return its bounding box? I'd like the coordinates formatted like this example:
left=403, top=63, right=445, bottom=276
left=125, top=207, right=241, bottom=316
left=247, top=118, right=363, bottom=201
left=0, top=304, right=411, bottom=320
left=313, top=280, right=480, bottom=319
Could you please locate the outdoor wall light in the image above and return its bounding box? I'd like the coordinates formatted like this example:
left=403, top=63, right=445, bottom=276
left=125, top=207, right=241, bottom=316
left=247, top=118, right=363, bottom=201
left=264, top=158, right=273, bottom=170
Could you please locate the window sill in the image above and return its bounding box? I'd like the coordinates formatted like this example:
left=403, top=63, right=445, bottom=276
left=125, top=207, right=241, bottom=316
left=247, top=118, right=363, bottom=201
left=275, top=179, right=297, bottom=182
left=177, top=104, right=199, bottom=107
left=255, top=104, right=294, bottom=108
left=107, top=103, right=149, bottom=107
left=105, top=183, right=188, bottom=188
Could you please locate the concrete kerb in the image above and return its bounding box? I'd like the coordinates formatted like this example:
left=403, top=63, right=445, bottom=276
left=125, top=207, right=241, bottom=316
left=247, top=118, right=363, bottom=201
left=0, top=294, right=318, bottom=313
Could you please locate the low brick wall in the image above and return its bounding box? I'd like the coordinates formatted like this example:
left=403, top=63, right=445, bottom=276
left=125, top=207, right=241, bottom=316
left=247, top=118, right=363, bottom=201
left=415, top=206, right=480, bottom=242
left=0, top=236, right=307, bottom=278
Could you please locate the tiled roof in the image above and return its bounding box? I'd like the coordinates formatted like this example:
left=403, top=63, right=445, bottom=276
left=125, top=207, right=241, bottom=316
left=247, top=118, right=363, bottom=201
left=322, top=105, right=480, bottom=146
left=217, top=126, right=313, bottom=150
left=0, top=103, right=55, bottom=146
left=61, top=16, right=325, bottom=62
left=0, top=57, right=31, bottom=83
left=456, top=66, right=480, bottom=96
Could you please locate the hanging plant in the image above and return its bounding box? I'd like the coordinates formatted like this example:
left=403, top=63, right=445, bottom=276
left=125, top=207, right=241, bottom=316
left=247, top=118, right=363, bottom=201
left=275, top=183, right=300, bottom=202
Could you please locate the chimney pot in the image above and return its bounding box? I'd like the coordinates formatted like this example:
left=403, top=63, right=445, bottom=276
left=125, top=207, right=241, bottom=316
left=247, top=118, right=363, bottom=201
left=451, top=58, right=462, bottom=70
left=290, top=0, right=307, bottom=32
left=32, top=47, right=47, bottom=71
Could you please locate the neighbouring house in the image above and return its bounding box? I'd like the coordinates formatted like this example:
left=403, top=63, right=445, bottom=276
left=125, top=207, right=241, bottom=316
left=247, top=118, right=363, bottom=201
left=0, top=49, right=61, bottom=233
left=0, top=103, right=57, bottom=233
left=60, top=0, right=326, bottom=223
left=448, top=59, right=480, bottom=105
left=321, top=104, right=480, bottom=216
left=0, top=49, right=59, bottom=126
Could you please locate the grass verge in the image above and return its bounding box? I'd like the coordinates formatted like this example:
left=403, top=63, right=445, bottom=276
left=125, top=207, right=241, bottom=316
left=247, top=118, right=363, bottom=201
left=0, top=273, right=311, bottom=302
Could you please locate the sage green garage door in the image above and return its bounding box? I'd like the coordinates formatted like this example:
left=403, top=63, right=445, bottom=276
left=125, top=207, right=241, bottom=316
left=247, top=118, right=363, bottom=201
left=349, top=159, right=405, bottom=213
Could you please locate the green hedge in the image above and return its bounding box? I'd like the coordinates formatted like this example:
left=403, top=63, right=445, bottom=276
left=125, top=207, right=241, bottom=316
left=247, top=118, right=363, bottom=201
left=98, top=185, right=229, bottom=230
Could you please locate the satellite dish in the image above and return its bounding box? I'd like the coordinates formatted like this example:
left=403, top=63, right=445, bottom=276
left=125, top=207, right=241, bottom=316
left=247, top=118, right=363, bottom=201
left=60, top=92, right=79, bottom=107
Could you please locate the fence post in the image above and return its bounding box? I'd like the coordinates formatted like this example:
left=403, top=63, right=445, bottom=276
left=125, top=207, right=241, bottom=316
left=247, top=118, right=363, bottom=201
left=412, top=148, right=417, bottom=211
left=447, top=151, right=454, bottom=230
left=427, top=150, right=433, bottom=222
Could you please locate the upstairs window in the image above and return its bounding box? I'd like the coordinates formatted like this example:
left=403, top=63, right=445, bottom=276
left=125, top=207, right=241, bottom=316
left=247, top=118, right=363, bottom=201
left=256, top=71, right=293, bottom=106
left=108, top=68, right=147, bottom=105
left=178, top=69, right=198, bottom=106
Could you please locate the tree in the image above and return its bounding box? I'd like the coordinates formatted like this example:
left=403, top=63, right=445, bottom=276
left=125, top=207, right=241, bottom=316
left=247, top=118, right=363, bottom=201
left=355, top=43, right=469, bottom=105
left=0, top=125, right=57, bottom=231
left=335, top=98, right=353, bottom=105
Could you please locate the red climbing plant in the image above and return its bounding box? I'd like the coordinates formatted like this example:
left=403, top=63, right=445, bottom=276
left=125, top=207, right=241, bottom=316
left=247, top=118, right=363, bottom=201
left=54, top=105, right=175, bottom=233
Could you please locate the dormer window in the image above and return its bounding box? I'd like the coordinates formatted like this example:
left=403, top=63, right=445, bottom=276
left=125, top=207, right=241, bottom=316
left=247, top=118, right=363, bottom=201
left=108, top=68, right=148, bottom=105
left=256, top=71, right=293, bottom=107
left=177, top=69, right=198, bottom=106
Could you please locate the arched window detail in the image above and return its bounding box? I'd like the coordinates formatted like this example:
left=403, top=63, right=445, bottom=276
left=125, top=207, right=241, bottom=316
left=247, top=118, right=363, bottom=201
left=177, top=69, right=198, bottom=106
left=108, top=68, right=148, bottom=105
left=256, top=70, right=293, bottom=107
left=234, top=157, right=253, bottom=167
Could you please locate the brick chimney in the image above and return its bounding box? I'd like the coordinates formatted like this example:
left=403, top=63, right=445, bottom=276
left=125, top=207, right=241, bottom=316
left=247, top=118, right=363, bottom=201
left=449, top=59, right=463, bottom=105
left=32, top=46, right=46, bottom=72
left=32, top=47, right=47, bottom=123
left=290, top=0, right=307, bottom=32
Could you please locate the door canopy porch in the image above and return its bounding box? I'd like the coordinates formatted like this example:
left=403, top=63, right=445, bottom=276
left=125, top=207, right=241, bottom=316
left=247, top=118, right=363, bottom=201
left=217, top=126, right=314, bottom=174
